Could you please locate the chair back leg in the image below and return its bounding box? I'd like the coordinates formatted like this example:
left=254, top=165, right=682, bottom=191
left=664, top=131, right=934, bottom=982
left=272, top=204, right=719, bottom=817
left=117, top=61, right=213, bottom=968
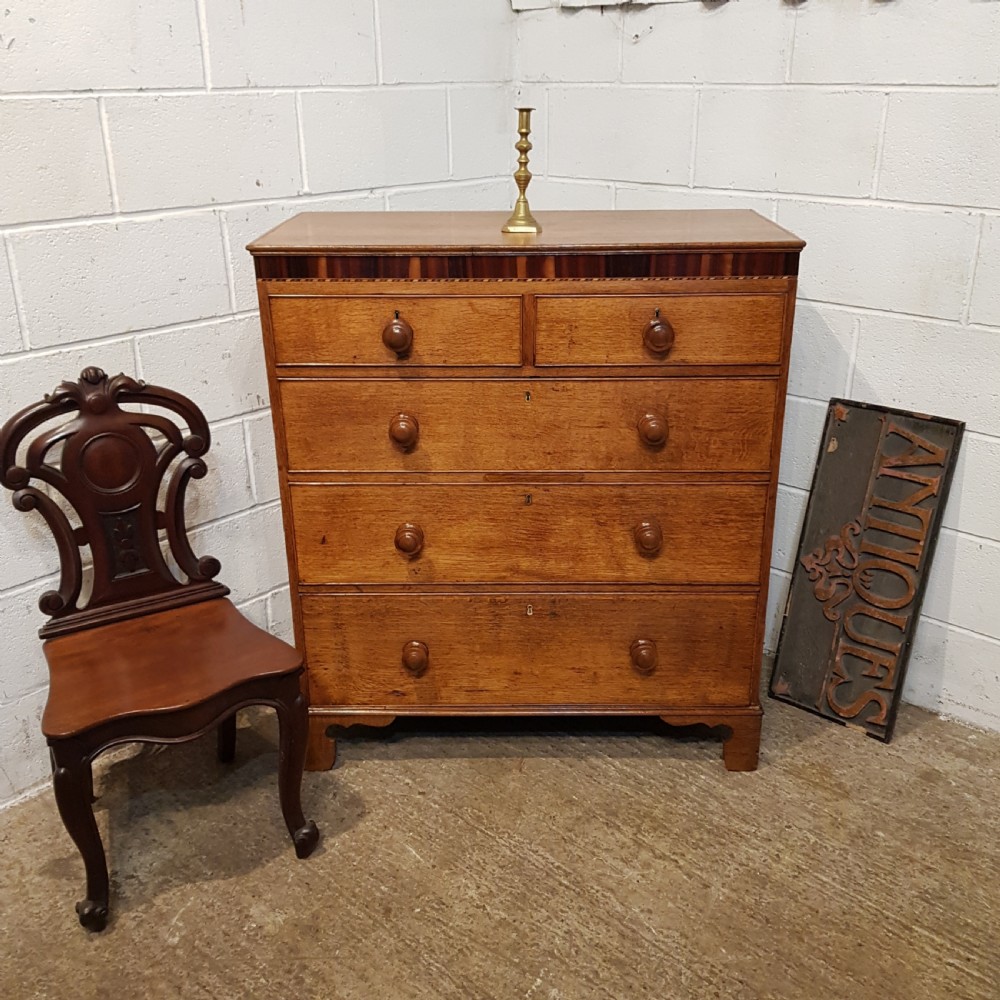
left=217, top=714, right=237, bottom=763
left=50, top=743, right=110, bottom=932
left=274, top=677, right=319, bottom=859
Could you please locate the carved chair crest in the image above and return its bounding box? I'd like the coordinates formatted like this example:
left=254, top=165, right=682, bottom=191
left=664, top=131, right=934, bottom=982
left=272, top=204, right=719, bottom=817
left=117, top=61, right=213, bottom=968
left=0, top=367, right=229, bottom=638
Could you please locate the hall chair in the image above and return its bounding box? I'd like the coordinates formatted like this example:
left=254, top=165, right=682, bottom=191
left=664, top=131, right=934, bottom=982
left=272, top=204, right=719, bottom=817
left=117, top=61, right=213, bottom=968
left=0, top=367, right=319, bottom=931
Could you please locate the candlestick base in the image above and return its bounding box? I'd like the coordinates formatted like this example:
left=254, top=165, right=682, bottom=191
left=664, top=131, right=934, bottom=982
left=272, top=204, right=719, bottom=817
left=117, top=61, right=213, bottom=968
left=502, top=201, right=542, bottom=235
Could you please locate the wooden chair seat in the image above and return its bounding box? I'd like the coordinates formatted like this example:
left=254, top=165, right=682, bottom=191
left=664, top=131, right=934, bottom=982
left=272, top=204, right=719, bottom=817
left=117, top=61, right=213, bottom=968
left=42, top=599, right=302, bottom=739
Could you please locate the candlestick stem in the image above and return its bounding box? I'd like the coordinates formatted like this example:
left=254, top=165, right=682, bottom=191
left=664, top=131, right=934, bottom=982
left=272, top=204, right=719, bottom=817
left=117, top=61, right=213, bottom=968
left=502, top=107, right=541, bottom=235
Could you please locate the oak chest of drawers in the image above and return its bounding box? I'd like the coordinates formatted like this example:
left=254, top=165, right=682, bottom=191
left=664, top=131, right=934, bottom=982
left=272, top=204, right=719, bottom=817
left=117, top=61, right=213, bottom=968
left=248, top=210, right=804, bottom=772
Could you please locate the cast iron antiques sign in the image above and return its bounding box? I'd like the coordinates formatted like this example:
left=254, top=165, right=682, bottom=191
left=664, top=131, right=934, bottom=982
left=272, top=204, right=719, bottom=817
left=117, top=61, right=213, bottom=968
left=770, top=400, right=963, bottom=741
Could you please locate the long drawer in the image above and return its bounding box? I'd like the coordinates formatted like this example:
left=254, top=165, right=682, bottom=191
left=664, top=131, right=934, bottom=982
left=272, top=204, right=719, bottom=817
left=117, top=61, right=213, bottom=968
left=290, top=483, right=767, bottom=585
left=280, top=378, right=777, bottom=473
left=268, top=295, right=522, bottom=367
left=301, top=593, right=757, bottom=708
left=535, top=293, right=785, bottom=367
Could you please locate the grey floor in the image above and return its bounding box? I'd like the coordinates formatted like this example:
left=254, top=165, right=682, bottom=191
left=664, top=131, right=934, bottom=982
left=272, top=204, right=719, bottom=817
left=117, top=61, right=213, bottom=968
left=0, top=692, right=997, bottom=1000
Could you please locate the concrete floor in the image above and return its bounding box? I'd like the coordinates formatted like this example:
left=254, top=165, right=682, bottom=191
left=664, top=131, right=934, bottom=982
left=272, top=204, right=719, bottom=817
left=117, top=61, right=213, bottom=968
left=0, top=694, right=997, bottom=1000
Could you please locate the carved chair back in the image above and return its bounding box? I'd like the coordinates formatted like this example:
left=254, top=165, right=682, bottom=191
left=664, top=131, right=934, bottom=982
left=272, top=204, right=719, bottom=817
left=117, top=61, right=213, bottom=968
left=0, top=367, right=228, bottom=638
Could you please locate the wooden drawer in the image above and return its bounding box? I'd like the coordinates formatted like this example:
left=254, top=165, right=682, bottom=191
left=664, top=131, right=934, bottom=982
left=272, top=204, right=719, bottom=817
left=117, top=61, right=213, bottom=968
left=301, top=593, right=757, bottom=708
left=535, top=293, right=784, bottom=367
left=268, top=295, right=522, bottom=367
left=290, top=483, right=767, bottom=585
left=280, top=377, right=777, bottom=473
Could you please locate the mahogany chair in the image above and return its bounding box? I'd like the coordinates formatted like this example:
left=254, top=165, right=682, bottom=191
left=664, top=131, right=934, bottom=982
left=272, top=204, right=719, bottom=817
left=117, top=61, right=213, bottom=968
left=0, top=367, right=319, bottom=931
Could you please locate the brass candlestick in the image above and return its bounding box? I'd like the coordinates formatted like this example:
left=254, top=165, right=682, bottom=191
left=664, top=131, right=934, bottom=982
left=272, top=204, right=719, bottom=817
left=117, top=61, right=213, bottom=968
left=502, top=107, right=541, bottom=235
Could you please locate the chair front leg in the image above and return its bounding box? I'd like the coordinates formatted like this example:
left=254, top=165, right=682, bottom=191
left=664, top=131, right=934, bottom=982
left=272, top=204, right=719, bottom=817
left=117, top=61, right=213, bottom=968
left=50, top=742, right=109, bottom=932
left=275, top=680, right=319, bottom=859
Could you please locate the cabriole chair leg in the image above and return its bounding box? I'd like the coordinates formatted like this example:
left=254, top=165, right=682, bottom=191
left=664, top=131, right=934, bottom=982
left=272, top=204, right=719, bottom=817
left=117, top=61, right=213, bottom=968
left=50, top=744, right=110, bottom=932
left=275, top=684, right=319, bottom=859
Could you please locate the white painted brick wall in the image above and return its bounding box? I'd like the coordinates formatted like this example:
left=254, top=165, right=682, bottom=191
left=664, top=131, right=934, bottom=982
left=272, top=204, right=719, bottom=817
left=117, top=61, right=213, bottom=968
left=386, top=179, right=512, bottom=212
left=245, top=413, right=281, bottom=505
left=0, top=339, right=137, bottom=418
left=785, top=305, right=856, bottom=401
left=943, top=435, right=1000, bottom=544
left=9, top=215, right=231, bottom=347
left=622, top=1, right=794, bottom=85
left=970, top=218, right=1000, bottom=327
left=879, top=92, right=1000, bottom=209
left=852, top=314, right=1000, bottom=438
left=0, top=2, right=204, bottom=92
left=0, top=256, right=20, bottom=355
left=450, top=87, right=518, bottom=181
left=775, top=201, right=980, bottom=320
left=377, top=0, right=513, bottom=84
left=696, top=90, right=884, bottom=198
left=615, top=186, right=774, bottom=216
left=135, top=316, right=271, bottom=423
left=517, top=8, right=622, bottom=83
left=300, top=89, right=450, bottom=191
left=789, top=0, right=1000, bottom=86
left=1, top=100, right=112, bottom=225
left=547, top=87, right=695, bottom=184
left=105, top=94, right=302, bottom=211
left=203, top=0, right=378, bottom=88
left=0, top=2, right=515, bottom=807
left=2, top=0, right=999, bottom=808
left=185, top=420, right=256, bottom=526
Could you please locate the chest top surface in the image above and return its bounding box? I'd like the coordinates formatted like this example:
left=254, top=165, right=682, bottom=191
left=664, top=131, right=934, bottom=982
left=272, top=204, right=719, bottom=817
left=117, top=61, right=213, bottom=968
left=247, top=209, right=804, bottom=255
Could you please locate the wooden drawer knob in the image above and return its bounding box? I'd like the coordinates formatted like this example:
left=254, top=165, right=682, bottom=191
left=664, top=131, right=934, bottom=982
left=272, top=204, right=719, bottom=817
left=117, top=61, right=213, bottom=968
left=402, top=640, right=429, bottom=677
left=630, top=639, right=658, bottom=676
left=382, top=311, right=414, bottom=356
left=394, top=522, right=424, bottom=558
left=634, top=518, right=663, bottom=557
left=388, top=413, right=420, bottom=450
left=637, top=411, right=668, bottom=448
left=642, top=310, right=675, bottom=357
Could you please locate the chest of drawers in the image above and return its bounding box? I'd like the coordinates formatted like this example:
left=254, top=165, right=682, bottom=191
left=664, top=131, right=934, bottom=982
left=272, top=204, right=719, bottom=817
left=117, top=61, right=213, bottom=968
left=248, top=210, right=804, bottom=772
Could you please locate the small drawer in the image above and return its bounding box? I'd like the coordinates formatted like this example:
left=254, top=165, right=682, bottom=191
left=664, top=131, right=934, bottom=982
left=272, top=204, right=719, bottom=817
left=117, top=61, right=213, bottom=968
left=268, top=295, right=522, bottom=367
left=300, top=593, right=757, bottom=708
left=290, top=483, right=767, bottom=586
left=279, top=377, right=777, bottom=473
left=535, top=293, right=785, bottom=367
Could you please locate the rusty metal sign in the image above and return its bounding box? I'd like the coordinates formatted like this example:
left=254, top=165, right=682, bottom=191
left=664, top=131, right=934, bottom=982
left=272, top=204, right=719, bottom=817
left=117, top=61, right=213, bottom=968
left=769, top=399, right=964, bottom=742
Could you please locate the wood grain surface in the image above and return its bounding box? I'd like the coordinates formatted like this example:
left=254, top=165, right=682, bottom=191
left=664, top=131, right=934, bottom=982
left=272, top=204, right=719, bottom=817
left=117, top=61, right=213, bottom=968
left=270, top=295, right=522, bottom=367
left=300, top=593, right=757, bottom=708
left=41, top=598, right=302, bottom=738
left=247, top=209, right=805, bottom=253
left=534, top=293, right=785, bottom=367
left=279, top=378, right=777, bottom=473
left=289, top=483, right=767, bottom=585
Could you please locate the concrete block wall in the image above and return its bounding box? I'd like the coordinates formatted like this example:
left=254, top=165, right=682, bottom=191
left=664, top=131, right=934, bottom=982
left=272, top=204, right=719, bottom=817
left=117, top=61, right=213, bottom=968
left=516, top=0, right=1000, bottom=732
left=2, top=0, right=998, bottom=806
left=0, top=0, right=514, bottom=806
